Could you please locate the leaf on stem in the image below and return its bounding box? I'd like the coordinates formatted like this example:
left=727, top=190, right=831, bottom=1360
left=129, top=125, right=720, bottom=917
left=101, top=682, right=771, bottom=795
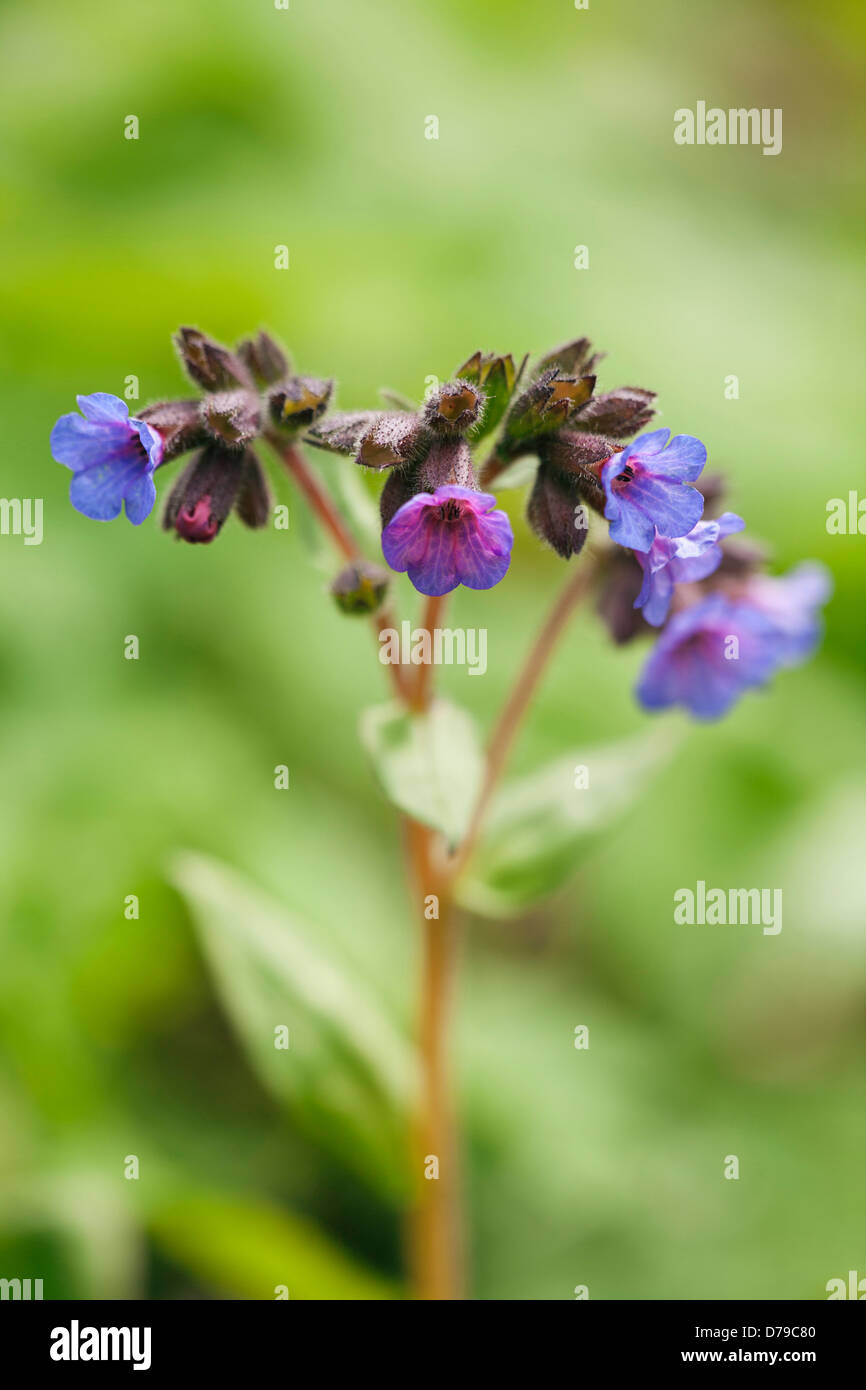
left=360, top=698, right=484, bottom=847
left=170, top=852, right=414, bottom=1197
left=456, top=728, right=678, bottom=917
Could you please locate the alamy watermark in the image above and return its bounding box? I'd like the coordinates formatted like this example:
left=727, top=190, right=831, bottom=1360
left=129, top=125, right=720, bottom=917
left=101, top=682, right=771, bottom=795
left=0, top=497, right=43, bottom=545
left=674, top=880, right=782, bottom=935
left=674, top=102, right=782, bottom=157
left=379, top=622, right=487, bottom=676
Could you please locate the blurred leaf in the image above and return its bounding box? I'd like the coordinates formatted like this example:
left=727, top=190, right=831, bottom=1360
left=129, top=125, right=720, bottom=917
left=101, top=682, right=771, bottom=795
left=327, top=456, right=383, bottom=555
left=150, top=1192, right=399, bottom=1300
left=0, top=1172, right=143, bottom=1300
left=171, top=853, right=414, bottom=1198
left=360, top=697, right=483, bottom=845
left=457, top=728, right=677, bottom=916
left=487, top=454, right=537, bottom=489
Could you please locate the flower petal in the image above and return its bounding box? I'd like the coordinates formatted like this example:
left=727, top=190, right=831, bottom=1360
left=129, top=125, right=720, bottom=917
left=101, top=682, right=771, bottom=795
left=626, top=472, right=704, bottom=539
left=647, top=434, right=707, bottom=482
left=68, top=458, right=148, bottom=522
left=124, top=471, right=157, bottom=525
left=76, top=393, right=130, bottom=424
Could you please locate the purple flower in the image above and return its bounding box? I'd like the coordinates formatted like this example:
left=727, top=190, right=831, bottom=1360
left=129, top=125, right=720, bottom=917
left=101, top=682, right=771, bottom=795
left=381, top=484, right=513, bottom=597
left=636, top=593, right=784, bottom=720
left=601, top=428, right=707, bottom=552
left=635, top=512, right=745, bottom=626
left=737, top=562, right=832, bottom=666
left=50, top=393, right=164, bottom=525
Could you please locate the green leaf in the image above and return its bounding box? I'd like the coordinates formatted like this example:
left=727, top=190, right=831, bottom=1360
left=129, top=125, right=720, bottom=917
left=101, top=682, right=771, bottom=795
left=486, top=453, right=538, bottom=490
left=150, top=1191, right=399, bottom=1300
left=360, top=697, right=483, bottom=845
left=457, top=728, right=678, bottom=917
left=170, top=853, right=414, bottom=1197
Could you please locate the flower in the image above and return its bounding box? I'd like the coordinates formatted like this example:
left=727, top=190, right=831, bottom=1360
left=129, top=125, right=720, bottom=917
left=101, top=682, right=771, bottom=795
left=636, top=593, right=785, bottom=719
left=734, top=562, right=832, bottom=666
left=601, top=428, right=707, bottom=552
left=50, top=393, right=164, bottom=524
left=381, top=484, right=513, bottom=596
left=635, top=511, right=745, bottom=626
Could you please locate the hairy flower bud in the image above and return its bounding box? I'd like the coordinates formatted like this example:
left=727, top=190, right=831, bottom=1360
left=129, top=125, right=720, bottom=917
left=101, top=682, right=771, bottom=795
left=268, top=376, right=333, bottom=433
left=330, top=561, right=389, bottom=615
left=542, top=431, right=617, bottom=513
left=423, top=379, right=484, bottom=435
left=570, top=387, right=656, bottom=440
left=504, top=367, right=596, bottom=445
left=527, top=462, right=590, bottom=559
left=308, top=410, right=423, bottom=469
left=236, top=330, right=290, bottom=385
left=596, top=547, right=651, bottom=645
left=234, top=451, right=271, bottom=530
left=175, top=327, right=250, bottom=392
left=539, top=337, right=605, bottom=378
left=200, top=389, right=261, bottom=448
left=163, top=444, right=250, bottom=543
left=453, top=350, right=525, bottom=439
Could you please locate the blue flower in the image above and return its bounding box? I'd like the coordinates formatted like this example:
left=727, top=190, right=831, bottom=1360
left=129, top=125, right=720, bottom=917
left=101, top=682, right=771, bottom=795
left=635, top=512, right=745, bottom=626
left=736, top=562, right=832, bottom=667
left=601, top=428, right=707, bottom=552
left=51, top=393, right=164, bottom=525
left=636, top=564, right=831, bottom=720
left=636, top=593, right=783, bottom=719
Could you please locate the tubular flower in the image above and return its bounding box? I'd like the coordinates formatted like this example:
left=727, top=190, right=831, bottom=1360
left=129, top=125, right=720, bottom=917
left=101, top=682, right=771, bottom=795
left=635, top=512, right=745, bottom=626
left=50, top=393, right=164, bottom=524
left=381, top=484, right=513, bottom=597
left=601, top=428, right=707, bottom=552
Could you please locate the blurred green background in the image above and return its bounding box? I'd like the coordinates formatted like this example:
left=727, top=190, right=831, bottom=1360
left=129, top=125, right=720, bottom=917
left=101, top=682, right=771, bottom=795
left=1, top=0, right=864, bottom=1300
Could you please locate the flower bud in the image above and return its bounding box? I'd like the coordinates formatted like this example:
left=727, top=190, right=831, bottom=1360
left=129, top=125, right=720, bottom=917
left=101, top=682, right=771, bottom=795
left=236, top=330, right=290, bottom=385
left=200, top=389, right=261, bottom=447
left=307, top=411, right=379, bottom=456
left=235, top=451, right=271, bottom=530
left=163, top=444, right=247, bottom=543
left=268, top=376, right=333, bottom=433
left=423, top=379, right=484, bottom=435
left=527, top=462, right=590, bottom=559
left=356, top=411, right=423, bottom=469
left=570, top=387, right=656, bottom=440
left=174, top=327, right=250, bottom=392
left=596, top=548, right=650, bottom=644
left=538, top=337, right=605, bottom=378
left=542, top=431, right=616, bottom=513
left=330, top=561, right=389, bottom=615
left=504, top=367, right=596, bottom=445
left=453, top=351, right=524, bottom=439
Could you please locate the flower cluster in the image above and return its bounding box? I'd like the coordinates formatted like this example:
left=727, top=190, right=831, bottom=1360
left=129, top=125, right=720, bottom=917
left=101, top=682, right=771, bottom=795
left=50, top=326, right=829, bottom=720
left=51, top=327, right=331, bottom=543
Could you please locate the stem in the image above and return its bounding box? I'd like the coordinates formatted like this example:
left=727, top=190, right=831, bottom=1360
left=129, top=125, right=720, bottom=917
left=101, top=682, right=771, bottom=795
left=405, top=818, right=463, bottom=1300
left=404, top=590, right=463, bottom=1297
left=267, top=432, right=360, bottom=561
left=451, top=558, right=595, bottom=879
left=265, top=432, right=413, bottom=703
left=410, top=593, right=448, bottom=712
